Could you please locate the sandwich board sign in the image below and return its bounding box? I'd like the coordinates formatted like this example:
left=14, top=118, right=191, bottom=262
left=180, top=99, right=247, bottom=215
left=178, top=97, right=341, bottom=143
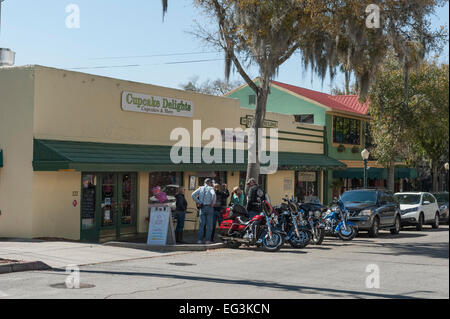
left=147, top=204, right=176, bottom=246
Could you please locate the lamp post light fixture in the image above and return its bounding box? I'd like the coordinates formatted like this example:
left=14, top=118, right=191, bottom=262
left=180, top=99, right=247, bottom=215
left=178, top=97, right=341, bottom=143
left=445, top=162, right=449, bottom=192
left=361, top=149, right=370, bottom=189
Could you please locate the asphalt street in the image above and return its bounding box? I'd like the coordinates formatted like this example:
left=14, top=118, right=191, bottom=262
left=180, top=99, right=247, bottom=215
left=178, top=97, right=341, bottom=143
left=0, top=226, right=448, bottom=299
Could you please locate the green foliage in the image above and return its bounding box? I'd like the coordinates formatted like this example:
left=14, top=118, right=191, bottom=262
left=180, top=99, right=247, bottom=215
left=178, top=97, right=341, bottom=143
left=179, top=76, right=243, bottom=96
left=369, top=56, right=449, bottom=174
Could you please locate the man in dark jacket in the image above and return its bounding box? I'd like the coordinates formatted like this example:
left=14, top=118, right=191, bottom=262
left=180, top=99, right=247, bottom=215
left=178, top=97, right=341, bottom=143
left=210, top=184, right=230, bottom=241
left=246, top=178, right=266, bottom=219
left=174, top=187, right=188, bottom=244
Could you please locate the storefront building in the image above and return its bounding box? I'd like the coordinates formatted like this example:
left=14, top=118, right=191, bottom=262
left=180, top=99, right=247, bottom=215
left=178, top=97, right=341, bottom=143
left=0, top=65, right=344, bottom=242
left=226, top=80, right=418, bottom=205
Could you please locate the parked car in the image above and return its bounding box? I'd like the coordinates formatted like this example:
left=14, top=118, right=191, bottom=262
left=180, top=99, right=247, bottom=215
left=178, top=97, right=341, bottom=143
left=149, top=184, right=180, bottom=211
left=394, top=192, right=440, bottom=230
left=340, top=189, right=401, bottom=238
left=431, top=192, right=449, bottom=224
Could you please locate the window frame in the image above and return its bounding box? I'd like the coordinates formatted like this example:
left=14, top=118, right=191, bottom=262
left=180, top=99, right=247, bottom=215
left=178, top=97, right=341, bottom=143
left=332, top=115, right=362, bottom=147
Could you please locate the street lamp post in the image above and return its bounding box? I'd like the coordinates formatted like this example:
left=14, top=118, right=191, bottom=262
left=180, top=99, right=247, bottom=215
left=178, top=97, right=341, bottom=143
left=445, top=162, right=449, bottom=192
left=361, top=149, right=370, bottom=189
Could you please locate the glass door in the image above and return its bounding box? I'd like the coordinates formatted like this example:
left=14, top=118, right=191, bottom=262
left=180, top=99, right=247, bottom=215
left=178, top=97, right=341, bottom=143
left=81, top=172, right=138, bottom=242
left=100, top=173, right=118, bottom=239
left=118, top=173, right=137, bottom=236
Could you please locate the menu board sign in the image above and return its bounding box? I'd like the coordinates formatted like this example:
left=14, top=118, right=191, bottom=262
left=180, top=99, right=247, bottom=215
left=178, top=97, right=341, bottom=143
left=122, top=91, right=194, bottom=118
left=81, top=187, right=96, bottom=230
left=147, top=205, right=175, bottom=246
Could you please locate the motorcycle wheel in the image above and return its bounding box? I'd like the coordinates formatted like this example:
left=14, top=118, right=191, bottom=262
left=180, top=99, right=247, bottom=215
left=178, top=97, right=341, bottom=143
left=311, top=228, right=325, bottom=245
left=337, top=225, right=357, bottom=241
left=288, top=230, right=311, bottom=248
left=261, top=232, right=283, bottom=252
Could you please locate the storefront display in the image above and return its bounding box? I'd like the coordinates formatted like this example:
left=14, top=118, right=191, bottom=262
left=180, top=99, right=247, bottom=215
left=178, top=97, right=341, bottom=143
left=149, top=172, right=183, bottom=200
left=295, top=171, right=319, bottom=203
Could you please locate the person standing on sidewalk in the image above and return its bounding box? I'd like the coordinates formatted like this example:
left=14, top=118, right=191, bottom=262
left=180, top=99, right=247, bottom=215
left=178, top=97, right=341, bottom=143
left=192, top=178, right=216, bottom=244
left=230, top=186, right=245, bottom=206
left=210, top=183, right=230, bottom=242
left=174, top=187, right=188, bottom=244
left=246, top=178, right=266, bottom=219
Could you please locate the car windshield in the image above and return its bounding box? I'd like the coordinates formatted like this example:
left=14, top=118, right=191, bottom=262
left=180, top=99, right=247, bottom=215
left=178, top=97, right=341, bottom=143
left=341, top=191, right=377, bottom=204
left=432, top=193, right=449, bottom=206
left=395, top=194, right=421, bottom=205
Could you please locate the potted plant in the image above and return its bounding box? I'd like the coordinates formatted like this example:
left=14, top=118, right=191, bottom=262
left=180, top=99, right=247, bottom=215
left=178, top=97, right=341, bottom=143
left=337, top=144, right=346, bottom=152
left=351, top=146, right=360, bottom=153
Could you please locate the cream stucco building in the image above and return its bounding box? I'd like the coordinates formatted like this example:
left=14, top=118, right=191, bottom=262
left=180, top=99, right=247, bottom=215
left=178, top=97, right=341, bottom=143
left=0, top=65, right=344, bottom=242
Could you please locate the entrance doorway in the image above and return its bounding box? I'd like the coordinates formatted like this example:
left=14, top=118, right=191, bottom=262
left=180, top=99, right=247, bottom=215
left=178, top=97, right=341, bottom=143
left=80, top=173, right=138, bottom=242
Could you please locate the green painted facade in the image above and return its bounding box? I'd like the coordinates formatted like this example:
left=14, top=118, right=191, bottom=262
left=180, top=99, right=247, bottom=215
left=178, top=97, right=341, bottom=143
left=229, top=85, right=327, bottom=125
left=228, top=84, right=369, bottom=205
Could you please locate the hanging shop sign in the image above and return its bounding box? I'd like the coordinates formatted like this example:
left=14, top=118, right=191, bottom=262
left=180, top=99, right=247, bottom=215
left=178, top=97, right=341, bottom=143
left=240, top=115, right=278, bottom=129
left=122, top=91, right=194, bottom=118
left=298, top=172, right=317, bottom=182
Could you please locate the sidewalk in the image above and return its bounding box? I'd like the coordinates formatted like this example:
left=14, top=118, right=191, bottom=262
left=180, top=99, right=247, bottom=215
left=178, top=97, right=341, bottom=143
left=0, top=258, right=51, bottom=274
left=107, top=231, right=225, bottom=252
left=0, top=239, right=191, bottom=269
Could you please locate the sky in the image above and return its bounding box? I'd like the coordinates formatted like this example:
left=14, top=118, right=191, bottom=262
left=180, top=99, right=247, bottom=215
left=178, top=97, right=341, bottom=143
left=1, top=0, right=449, bottom=94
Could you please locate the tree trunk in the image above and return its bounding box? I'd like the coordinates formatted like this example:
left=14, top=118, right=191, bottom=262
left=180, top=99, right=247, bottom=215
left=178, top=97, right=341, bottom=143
left=404, top=65, right=409, bottom=109
left=246, top=78, right=269, bottom=191
left=387, top=161, right=395, bottom=192
left=432, top=160, right=439, bottom=192
left=345, top=71, right=350, bottom=95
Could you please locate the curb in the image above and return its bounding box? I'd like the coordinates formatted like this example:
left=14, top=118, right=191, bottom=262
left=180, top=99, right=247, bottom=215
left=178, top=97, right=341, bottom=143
left=0, top=261, right=52, bottom=274
left=104, top=241, right=225, bottom=252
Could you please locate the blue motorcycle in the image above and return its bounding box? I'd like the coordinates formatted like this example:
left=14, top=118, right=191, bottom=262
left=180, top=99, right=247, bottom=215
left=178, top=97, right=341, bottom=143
left=324, top=199, right=358, bottom=241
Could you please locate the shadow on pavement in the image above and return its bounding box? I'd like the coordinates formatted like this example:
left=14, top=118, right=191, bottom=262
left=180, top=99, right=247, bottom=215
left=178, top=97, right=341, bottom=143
left=360, top=241, right=449, bottom=259
left=356, top=232, right=427, bottom=240
left=51, top=268, right=431, bottom=299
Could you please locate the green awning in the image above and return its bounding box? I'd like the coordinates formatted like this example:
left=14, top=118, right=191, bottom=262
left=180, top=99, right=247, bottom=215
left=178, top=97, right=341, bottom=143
left=333, top=167, right=418, bottom=180
left=33, top=139, right=346, bottom=172
left=395, top=167, right=418, bottom=179
left=333, top=168, right=387, bottom=179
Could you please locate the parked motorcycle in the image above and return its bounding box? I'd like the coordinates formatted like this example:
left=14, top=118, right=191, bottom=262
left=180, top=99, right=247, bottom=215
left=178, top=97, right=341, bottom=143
left=323, top=199, right=358, bottom=241
left=273, top=198, right=311, bottom=248
left=297, top=202, right=326, bottom=245
left=219, top=200, right=284, bottom=252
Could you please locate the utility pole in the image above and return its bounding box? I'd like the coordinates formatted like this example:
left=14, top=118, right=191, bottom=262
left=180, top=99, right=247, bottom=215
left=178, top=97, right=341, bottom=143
left=0, top=0, right=16, bottom=67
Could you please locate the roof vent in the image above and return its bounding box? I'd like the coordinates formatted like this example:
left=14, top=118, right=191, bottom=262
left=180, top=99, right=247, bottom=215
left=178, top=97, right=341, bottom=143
left=0, top=48, right=15, bottom=66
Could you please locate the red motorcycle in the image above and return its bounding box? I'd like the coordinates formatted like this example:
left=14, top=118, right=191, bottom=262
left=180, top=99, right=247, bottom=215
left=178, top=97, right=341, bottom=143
left=218, top=201, right=284, bottom=252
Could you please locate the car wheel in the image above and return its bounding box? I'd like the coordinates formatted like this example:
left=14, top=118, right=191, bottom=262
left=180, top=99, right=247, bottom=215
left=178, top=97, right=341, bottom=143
left=431, top=213, right=440, bottom=229
left=390, top=216, right=401, bottom=235
left=416, top=213, right=424, bottom=231
left=368, top=217, right=380, bottom=238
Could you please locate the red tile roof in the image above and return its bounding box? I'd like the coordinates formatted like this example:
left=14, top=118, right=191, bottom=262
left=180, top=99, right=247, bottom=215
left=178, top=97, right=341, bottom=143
left=271, top=80, right=369, bottom=116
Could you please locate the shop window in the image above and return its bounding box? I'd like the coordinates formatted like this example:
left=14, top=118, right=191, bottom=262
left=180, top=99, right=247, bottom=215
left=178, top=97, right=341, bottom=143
left=249, top=94, right=256, bottom=105
left=333, top=116, right=361, bottom=145
left=239, top=172, right=266, bottom=192
left=294, top=114, right=314, bottom=124
left=198, top=171, right=227, bottom=187
left=149, top=172, right=184, bottom=204
left=295, top=171, right=319, bottom=203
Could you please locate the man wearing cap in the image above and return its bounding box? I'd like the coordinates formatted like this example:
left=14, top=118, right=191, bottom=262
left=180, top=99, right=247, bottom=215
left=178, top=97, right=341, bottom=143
left=192, top=178, right=217, bottom=244
left=246, top=178, right=266, bottom=219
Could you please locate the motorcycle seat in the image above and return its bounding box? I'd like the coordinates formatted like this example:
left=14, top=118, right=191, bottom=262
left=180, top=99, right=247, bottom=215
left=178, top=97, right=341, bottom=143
left=236, top=216, right=250, bottom=225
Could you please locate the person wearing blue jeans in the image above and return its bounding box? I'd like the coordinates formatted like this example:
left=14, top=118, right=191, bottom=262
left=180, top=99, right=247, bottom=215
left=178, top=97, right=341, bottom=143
left=174, top=187, right=187, bottom=244
left=192, top=178, right=217, bottom=244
